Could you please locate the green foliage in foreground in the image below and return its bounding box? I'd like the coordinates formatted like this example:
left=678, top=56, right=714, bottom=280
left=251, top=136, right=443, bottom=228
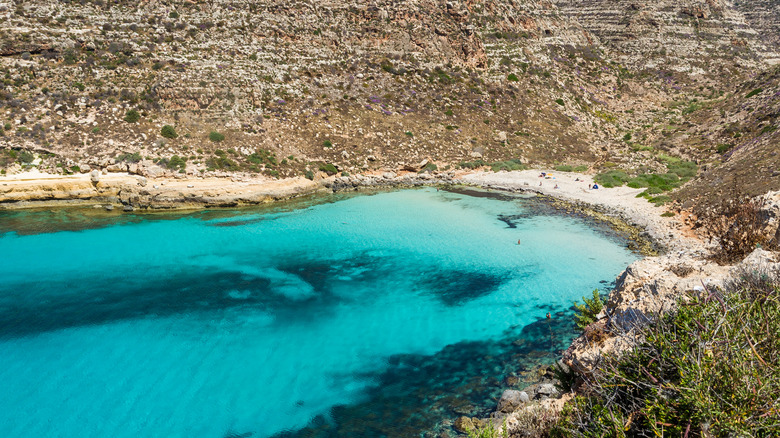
left=552, top=271, right=780, bottom=437
left=467, top=421, right=508, bottom=438
left=573, top=289, right=604, bottom=331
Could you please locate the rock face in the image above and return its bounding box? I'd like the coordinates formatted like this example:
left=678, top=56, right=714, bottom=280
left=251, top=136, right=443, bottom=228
left=553, top=0, right=777, bottom=72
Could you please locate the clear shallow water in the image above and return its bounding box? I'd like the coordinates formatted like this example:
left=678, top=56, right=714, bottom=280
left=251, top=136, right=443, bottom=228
left=0, top=188, right=638, bottom=438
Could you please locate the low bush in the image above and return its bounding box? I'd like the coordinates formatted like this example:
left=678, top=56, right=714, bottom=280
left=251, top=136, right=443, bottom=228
left=124, top=110, right=140, bottom=123
left=160, top=125, right=178, bottom=139
left=117, top=152, right=142, bottom=163
left=552, top=271, right=780, bottom=437
left=318, top=163, right=338, bottom=175
left=165, top=155, right=186, bottom=171
left=573, top=289, right=603, bottom=331
left=666, top=160, right=697, bottom=178
left=323, top=140, right=332, bottom=148
left=702, top=194, right=778, bottom=263
left=458, top=160, right=486, bottom=169
left=593, top=170, right=630, bottom=188
left=555, top=165, right=573, bottom=172
left=490, top=159, right=526, bottom=172
left=206, top=155, right=239, bottom=171
left=209, top=131, right=225, bottom=142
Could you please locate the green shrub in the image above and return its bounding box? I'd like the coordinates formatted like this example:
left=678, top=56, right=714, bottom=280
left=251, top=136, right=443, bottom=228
left=660, top=212, right=675, bottom=217
left=124, top=110, right=140, bottom=123
left=404, top=131, right=414, bottom=137
left=666, top=160, right=697, bottom=178
left=18, top=150, right=34, bottom=164
left=716, top=143, right=733, bottom=154
left=248, top=149, right=277, bottom=166
left=507, top=73, right=519, bottom=82
left=206, top=156, right=238, bottom=171
left=745, top=87, right=763, bottom=98
left=466, top=422, right=508, bottom=438
left=553, top=272, right=780, bottom=437
left=622, top=132, right=632, bottom=142
left=72, top=82, right=85, bottom=91
left=209, top=131, right=225, bottom=142
left=573, top=165, right=589, bottom=172
left=594, top=170, right=629, bottom=188
left=304, top=170, right=314, bottom=180
left=161, top=125, right=178, bottom=139
left=318, top=163, right=338, bottom=175
left=573, top=289, right=604, bottom=331
left=166, top=155, right=186, bottom=171
left=323, top=140, right=332, bottom=148
left=555, top=98, right=565, bottom=106
left=458, top=160, right=486, bottom=169
left=555, top=165, right=573, bottom=172
left=490, top=159, right=526, bottom=172
left=117, top=152, right=142, bottom=163
left=169, top=11, right=179, bottom=19
left=419, top=162, right=438, bottom=173
left=681, top=101, right=703, bottom=115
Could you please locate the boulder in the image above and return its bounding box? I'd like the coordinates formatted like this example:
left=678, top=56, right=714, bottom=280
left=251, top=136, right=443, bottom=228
left=535, top=383, right=559, bottom=399
left=496, top=390, right=529, bottom=412
left=453, top=416, right=474, bottom=433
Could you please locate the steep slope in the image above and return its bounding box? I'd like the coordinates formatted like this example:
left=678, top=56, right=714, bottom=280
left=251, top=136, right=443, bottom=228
left=553, top=0, right=775, bottom=76
left=0, top=0, right=774, bottom=189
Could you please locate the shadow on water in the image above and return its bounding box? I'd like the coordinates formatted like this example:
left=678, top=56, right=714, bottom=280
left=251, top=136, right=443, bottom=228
left=0, top=250, right=514, bottom=338
left=269, top=311, right=577, bottom=438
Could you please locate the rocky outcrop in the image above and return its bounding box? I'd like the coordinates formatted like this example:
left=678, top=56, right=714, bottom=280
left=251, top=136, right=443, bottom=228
left=0, top=174, right=321, bottom=209
left=552, top=0, right=775, bottom=73
left=562, top=247, right=780, bottom=378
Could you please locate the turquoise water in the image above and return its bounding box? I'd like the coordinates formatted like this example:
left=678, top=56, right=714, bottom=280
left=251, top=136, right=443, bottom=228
left=0, top=188, right=638, bottom=437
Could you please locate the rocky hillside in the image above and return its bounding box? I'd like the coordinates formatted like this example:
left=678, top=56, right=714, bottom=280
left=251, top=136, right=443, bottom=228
left=0, top=0, right=777, bottom=193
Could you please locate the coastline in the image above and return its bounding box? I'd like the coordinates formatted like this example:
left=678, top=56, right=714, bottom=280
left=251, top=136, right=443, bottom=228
left=4, top=168, right=776, bottom=436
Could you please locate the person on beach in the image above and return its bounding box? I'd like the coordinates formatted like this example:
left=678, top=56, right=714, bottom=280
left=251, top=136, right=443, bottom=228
left=539, top=181, right=542, bottom=187
left=554, top=184, right=559, bottom=189
left=588, top=184, right=592, bottom=189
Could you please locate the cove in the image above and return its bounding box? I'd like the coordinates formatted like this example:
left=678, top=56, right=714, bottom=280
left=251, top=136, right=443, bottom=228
left=0, top=187, right=638, bottom=438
